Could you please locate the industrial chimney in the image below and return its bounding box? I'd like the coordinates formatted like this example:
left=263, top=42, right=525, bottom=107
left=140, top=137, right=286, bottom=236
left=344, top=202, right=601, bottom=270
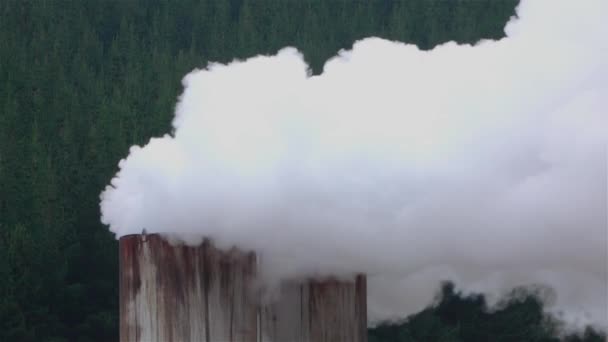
left=260, top=275, right=367, bottom=342
left=119, top=234, right=367, bottom=342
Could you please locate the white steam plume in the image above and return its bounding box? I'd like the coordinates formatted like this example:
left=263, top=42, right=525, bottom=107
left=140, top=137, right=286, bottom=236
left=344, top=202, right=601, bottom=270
left=101, top=0, right=608, bottom=330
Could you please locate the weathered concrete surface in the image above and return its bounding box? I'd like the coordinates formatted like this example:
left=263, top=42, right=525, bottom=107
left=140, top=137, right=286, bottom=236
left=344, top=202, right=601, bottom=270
left=120, top=234, right=368, bottom=342
left=119, top=234, right=257, bottom=342
left=260, top=275, right=367, bottom=342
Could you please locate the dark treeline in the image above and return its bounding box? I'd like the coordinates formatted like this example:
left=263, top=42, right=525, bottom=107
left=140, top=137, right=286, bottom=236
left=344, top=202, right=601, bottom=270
left=369, top=283, right=605, bottom=342
left=0, top=1, right=602, bottom=341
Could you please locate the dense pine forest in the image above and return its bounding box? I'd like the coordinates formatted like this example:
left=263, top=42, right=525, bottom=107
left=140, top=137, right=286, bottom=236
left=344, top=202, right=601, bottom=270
left=0, top=1, right=604, bottom=341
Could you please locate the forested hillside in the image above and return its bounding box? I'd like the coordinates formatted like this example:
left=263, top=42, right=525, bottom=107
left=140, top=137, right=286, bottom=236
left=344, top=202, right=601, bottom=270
left=370, top=283, right=605, bottom=342
left=2, top=1, right=602, bottom=341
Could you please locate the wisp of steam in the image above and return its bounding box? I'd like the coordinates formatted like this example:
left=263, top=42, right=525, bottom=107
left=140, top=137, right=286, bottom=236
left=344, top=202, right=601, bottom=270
left=101, top=0, right=607, bottom=330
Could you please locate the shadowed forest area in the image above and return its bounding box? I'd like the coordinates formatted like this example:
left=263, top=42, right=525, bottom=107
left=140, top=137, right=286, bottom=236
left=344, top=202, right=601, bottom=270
left=0, top=1, right=604, bottom=341
left=370, top=283, right=605, bottom=342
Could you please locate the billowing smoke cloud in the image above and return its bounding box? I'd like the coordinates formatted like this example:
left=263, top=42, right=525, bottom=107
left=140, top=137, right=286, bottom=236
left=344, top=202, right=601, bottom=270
left=100, top=0, right=607, bottom=330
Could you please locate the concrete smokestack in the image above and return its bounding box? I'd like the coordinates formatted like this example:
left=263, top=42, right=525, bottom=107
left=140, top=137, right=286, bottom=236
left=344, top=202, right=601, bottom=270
left=261, top=275, right=367, bottom=342
left=119, top=234, right=257, bottom=341
left=119, top=234, right=367, bottom=342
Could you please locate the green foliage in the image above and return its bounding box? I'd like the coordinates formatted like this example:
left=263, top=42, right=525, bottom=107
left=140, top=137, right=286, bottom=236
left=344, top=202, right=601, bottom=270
left=11, top=1, right=606, bottom=341
left=368, top=282, right=606, bottom=342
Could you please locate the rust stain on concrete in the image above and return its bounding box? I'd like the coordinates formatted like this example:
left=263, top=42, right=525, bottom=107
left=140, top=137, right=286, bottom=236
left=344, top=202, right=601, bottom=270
left=120, top=234, right=366, bottom=342
left=260, top=275, right=367, bottom=342
left=119, top=234, right=257, bottom=342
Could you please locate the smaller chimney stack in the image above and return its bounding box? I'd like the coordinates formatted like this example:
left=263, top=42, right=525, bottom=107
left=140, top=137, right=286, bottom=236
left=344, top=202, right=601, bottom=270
left=261, top=275, right=367, bottom=342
